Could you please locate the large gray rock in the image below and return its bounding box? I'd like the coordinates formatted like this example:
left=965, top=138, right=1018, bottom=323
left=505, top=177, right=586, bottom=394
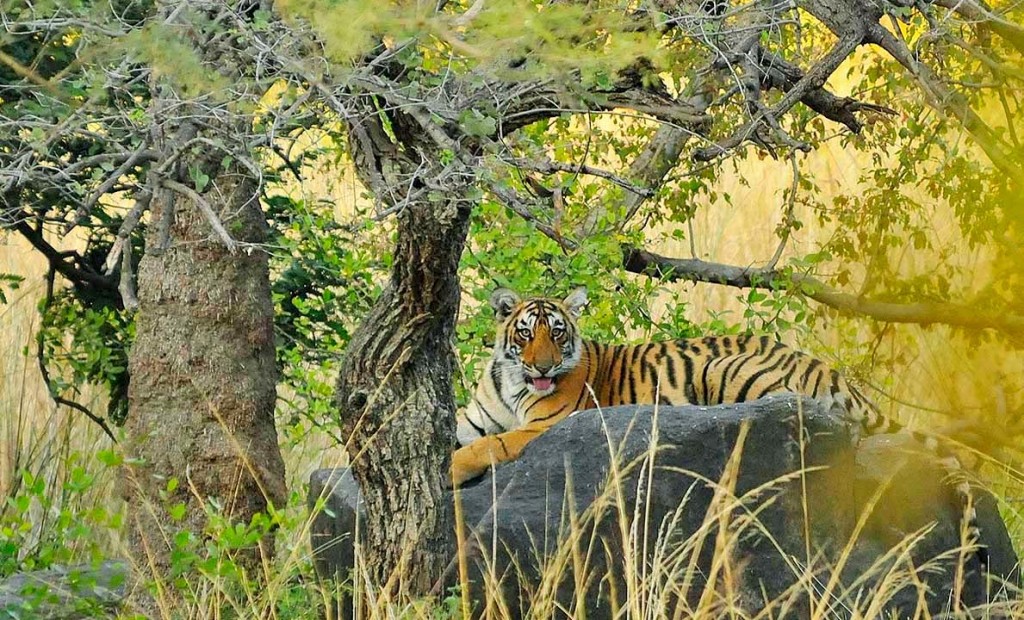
left=309, top=395, right=1019, bottom=618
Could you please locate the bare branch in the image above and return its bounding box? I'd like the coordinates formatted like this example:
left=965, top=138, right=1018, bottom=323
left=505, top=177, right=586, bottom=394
left=866, top=22, right=1024, bottom=188
left=68, top=147, right=150, bottom=234
left=756, top=49, right=897, bottom=133
left=695, top=34, right=862, bottom=161
left=103, top=189, right=152, bottom=275
left=934, top=0, right=1024, bottom=54
left=622, top=247, right=1024, bottom=337
left=510, top=157, right=655, bottom=198
left=11, top=215, right=115, bottom=290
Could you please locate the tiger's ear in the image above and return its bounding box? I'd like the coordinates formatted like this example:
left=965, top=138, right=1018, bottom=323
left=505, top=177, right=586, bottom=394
left=490, top=288, right=521, bottom=321
left=563, top=286, right=588, bottom=319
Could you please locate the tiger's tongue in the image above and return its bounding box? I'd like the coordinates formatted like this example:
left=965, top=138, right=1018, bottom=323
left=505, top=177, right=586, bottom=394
left=532, top=377, right=553, bottom=391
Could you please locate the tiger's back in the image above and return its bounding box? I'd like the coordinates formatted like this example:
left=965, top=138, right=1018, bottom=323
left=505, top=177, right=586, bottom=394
left=582, top=335, right=879, bottom=423
left=453, top=288, right=888, bottom=483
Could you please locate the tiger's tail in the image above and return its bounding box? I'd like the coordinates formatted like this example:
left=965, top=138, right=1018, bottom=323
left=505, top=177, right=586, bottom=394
left=824, top=385, right=987, bottom=576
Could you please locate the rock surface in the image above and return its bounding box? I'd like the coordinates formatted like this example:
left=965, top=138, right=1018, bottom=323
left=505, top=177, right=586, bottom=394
left=0, top=560, right=126, bottom=618
left=310, top=395, right=1019, bottom=618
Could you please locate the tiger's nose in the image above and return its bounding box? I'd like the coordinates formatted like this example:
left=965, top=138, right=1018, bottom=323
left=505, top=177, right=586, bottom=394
left=532, top=361, right=553, bottom=374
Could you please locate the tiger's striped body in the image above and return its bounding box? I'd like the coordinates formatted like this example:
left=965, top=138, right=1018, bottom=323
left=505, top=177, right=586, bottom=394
left=457, top=335, right=884, bottom=448
left=452, top=287, right=890, bottom=484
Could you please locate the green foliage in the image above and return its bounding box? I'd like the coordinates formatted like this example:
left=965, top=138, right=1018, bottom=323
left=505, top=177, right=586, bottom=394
left=455, top=195, right=707, bottom=405
left=279, top=0, right=669, bottom=85
left=118, top=22, right=228, bottom=97
left=39, top=293, right=133, bottom=424
left=0, top=273, right=23, bottom=305
left=265, top=193, right=385, bottom=438
left=277, top=0, right=424, bottom=64
left=157, top=483, right=324, bottom=618
left=0, top=452, right=122, bottom=577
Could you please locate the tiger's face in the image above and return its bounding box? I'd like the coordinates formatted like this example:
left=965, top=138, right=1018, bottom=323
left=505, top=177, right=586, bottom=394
left=490, top=287, right=588, bottom=396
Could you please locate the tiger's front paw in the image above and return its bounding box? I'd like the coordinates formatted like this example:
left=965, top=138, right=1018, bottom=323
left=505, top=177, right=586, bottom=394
left=450, top=446, right=489, bottom=488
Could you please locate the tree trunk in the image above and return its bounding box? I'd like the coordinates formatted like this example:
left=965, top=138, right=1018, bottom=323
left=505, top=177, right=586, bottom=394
left=334, top=194, right=468, bottom=597
left=121, top=114, right=286, bottom=612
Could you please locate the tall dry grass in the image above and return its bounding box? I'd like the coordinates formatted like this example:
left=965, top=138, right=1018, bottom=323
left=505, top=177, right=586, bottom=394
left=324, top=402, right=1022, bottom=620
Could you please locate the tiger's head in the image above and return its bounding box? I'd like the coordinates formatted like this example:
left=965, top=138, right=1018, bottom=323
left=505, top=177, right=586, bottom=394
left=490, top=286, right=588, bottom=396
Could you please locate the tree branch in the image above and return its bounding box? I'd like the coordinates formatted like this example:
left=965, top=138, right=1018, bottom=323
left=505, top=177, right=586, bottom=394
left=934, top=0, right=1024, bottom=54
left=866, top=22, right=1024, bottom=188
left=509, top=157, right=655, bottom=198
left=11, top=215, right=115, bottom=291
left=756, top=49, right=896, bottom=133
left=161, top=179, right=239, bottom=253
left=695, top=33, right=863, bottom=161
left=67, top=147, right=151, bottom=234
left=621, top=247, right=1024, bottom=336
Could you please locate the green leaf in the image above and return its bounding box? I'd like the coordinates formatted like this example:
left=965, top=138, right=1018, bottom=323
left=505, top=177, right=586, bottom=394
left=459, top=109, right=497, bottom=138
left=189, top=166, right=210, bottom=193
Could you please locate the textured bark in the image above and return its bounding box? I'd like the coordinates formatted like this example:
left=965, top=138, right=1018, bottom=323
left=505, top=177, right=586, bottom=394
left=327, top=84, right=475, bottom=596
left=334, top=198, right=467, bottom=596
left=121, top=114, right=285, bottom=612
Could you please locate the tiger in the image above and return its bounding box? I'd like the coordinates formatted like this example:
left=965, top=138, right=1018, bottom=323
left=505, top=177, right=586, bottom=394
left=450, top=286, right=985, bottom=567
left=451, top=286, right=891, bottom=481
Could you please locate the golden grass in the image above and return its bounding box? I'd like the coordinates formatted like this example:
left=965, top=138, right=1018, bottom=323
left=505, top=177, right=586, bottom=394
left=324, top=401, right=1022, bottom=620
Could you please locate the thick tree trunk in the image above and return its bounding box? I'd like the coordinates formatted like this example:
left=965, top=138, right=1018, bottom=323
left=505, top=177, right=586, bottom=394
left=334, top=196, right=468, bottom=597
left=121, top=120, right=286, bottom=612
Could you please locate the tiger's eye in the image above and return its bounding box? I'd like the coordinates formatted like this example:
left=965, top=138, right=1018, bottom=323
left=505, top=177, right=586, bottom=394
left=551, top=327, right=565, bottom=338
left=516, top=328, right=531, bottom=339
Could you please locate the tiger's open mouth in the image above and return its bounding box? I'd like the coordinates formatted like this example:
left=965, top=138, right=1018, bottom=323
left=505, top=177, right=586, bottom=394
left=525, top=376, right=554, bottom=392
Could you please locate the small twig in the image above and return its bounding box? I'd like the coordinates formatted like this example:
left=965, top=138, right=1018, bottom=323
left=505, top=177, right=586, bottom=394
left=103, top=189, right=152, bottom=275
left=763, top=152, right=799, bottom=271
left=162, top=178, right=239, bottom=253
left=67, top=147, right=149, bottom=234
